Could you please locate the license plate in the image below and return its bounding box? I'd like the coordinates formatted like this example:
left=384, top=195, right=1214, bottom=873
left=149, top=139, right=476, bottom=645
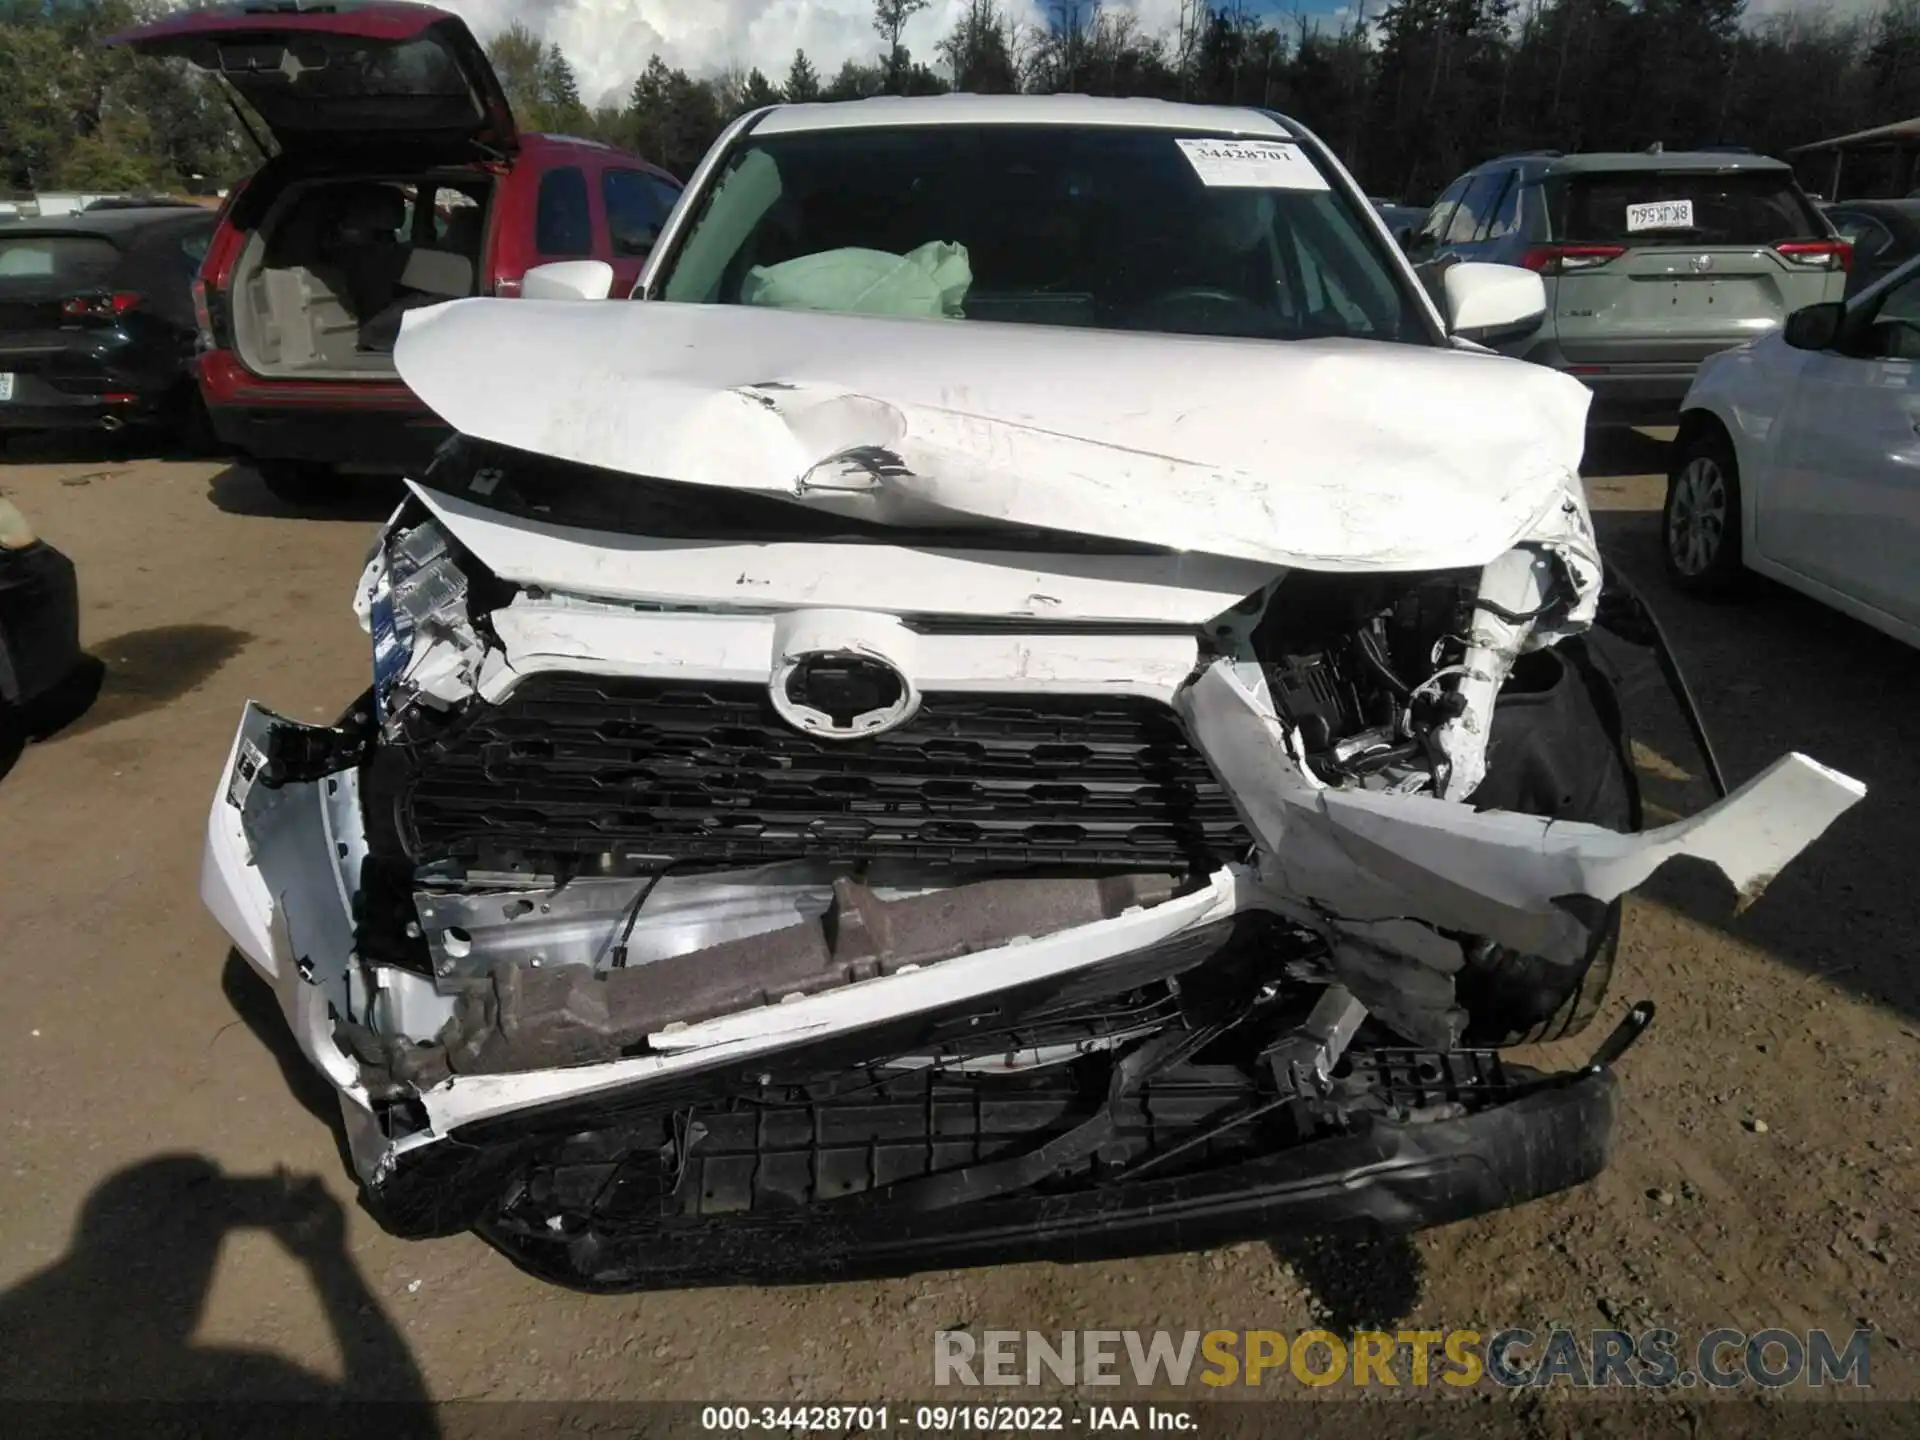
left=1625, top=199, right=1695, bottom=233
left=0, top=373, right=13, bottom=402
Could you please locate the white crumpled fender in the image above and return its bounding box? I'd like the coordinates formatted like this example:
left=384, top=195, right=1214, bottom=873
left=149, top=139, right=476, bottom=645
left=1179, top=660, right=1865, bottom=1044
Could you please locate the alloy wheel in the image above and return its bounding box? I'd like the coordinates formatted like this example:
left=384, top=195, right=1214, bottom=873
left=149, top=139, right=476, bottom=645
left=1668, top=456, right=1728, bottom=577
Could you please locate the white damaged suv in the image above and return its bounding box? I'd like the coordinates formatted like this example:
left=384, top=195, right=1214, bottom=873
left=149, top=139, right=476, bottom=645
left=202, top=96, right=1863, bottom=1291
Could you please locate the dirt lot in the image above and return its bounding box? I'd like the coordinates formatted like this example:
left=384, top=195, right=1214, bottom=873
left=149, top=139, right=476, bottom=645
left=1, top=431, right=1916, bottom=1427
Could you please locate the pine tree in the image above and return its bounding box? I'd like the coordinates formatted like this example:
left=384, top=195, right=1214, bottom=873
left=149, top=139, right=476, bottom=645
left=783, top=49, right=822, bottom=102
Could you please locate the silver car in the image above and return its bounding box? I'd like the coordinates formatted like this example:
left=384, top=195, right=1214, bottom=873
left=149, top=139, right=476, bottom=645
left=1411, top=149, right=1848, bottom=423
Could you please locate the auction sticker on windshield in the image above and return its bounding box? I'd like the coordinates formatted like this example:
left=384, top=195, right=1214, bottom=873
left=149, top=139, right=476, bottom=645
left=1176, top=138, right=1330, bottom=191
left=0, top=373, right=14, bottom=403
left=1625, top=199, right=1695, bottom=232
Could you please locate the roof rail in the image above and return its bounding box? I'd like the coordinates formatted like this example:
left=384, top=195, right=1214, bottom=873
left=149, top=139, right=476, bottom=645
left=1692, top=144, right=1754, bottom=154
left=1489, top=149, right=1564, bottom=163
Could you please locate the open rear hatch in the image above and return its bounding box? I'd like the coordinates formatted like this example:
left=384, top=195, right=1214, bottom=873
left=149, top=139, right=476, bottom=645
left=107, top=1, right=517, bottom=162
left=1532, top=167, right=1845, bottom=366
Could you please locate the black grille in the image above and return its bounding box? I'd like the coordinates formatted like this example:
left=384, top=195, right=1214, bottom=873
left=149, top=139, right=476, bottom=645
left=399, top=675, right=1250, bottom=872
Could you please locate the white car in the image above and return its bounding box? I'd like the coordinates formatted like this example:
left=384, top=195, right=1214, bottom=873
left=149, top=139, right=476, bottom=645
left=198, top=95, right=1863, bottom=1291
left=1668, top=250, right=1920, bottom=647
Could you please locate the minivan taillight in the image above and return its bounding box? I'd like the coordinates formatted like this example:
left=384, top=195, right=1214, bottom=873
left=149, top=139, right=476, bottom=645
left=1519, top=244, right=1627, bottom=276
left=191, top=278, right=215, bottom=349
left=1775, top=239, right=1852, bottom=271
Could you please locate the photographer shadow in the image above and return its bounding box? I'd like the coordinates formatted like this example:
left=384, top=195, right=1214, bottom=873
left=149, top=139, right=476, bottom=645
left=0, top=1153, right=438, bottom=1424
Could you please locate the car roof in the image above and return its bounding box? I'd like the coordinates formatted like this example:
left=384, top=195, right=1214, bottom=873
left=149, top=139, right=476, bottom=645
left=751, top=93, right=1295, bottom=137
left=1823, top=197, right=1920, bottom=217
left=517, top=132, right=681, bottom=181
left=0, top=207, right=217, bottom=240
left=1479, top=150, right=1793, bottom=176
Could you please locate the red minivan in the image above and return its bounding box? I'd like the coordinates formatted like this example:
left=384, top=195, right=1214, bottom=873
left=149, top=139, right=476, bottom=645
left=111, top=3, right=682, bottom=503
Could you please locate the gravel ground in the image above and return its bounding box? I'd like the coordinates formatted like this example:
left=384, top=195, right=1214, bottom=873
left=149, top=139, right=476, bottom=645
left=0, top=430, right=1914, bottom=1431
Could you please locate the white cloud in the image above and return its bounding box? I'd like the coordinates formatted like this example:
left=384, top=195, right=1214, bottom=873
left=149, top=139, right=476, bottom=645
left=437, top=0, right=1060, bottom=106
left=432, top=0, right=1268, bottom=107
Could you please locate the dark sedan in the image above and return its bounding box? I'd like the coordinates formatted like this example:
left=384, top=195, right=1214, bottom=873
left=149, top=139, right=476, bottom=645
left=1370, top=197, right=1428, bottom=246
left=1820, top=198, right=1920, bottom=298
left=0, top=206, right=215, bottom=445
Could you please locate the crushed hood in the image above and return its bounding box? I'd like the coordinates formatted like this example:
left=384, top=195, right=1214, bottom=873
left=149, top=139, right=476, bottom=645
left=396, top=299, right=1594, bottom=571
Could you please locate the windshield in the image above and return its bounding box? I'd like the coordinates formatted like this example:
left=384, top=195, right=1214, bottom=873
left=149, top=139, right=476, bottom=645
left=654, top=124, right=1429, bottom=345
left=1548, top=170, right=1823, bottom=246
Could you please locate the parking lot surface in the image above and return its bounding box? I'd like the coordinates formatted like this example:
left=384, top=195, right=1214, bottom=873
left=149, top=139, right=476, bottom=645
left=1, top=433, right=1916, bottom=1420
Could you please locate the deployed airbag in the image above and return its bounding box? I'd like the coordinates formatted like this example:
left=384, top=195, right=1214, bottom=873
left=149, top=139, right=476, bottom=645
left=742, top=241, right=972, bottom=319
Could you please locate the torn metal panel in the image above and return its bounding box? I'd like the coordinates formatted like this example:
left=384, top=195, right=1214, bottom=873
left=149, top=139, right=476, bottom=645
left=201, top=703, right=387, bottom=1179
left=412, top=863, right=846, bottom=986
left=400, top=873, right=1187, bottom=1082
left=408, top=867, right=1247, bottom=1135
left=409, top=481, right=1284, bottom=624
left=1180, top=658, right=1866, bottom=965
left=395, top=300, right=1594, bottom=571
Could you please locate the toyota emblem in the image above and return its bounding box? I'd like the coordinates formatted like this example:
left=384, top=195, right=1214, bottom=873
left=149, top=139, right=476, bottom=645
left=771, top=650, right=920, bottom=740
left=1689, top=254, right=1714, bottom=274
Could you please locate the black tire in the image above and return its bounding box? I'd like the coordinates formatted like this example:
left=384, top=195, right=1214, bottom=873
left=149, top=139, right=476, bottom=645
left=0, top=688, right=24, bottom=780
left=170, top=384, right=220, bottom=458
left=1662, top=421, right=1745, bottom=595
left=255, top=459, right=336, bottom=506
left=1457, top=641, right=1639, bottom=1047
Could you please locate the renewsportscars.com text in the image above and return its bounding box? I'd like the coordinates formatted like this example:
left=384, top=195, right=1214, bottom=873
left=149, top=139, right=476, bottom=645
left=933, top=1328, right=1873, bottom=1390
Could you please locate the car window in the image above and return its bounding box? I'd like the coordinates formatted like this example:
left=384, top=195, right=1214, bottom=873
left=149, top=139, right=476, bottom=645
left=1484, top=174, right=1525, bottom=240
left=536, top=166, right=593, bottom=257
left=1829, top=211, right=1893, bottom=262
left=180, top=229, right=212, bottom=265
left=654, top=124, right=1430, bottom=345
left=1416, top=177, right=1471, bottom=249
left=1876, top=269, right=1920, bottom=323
left=426, top=186, right=484, bottom=250
left=0, top=234, right=119, bottom=284
left=603, top=169, right=679, bottom=258
left=1444, top=171, right=1507, bottom=244
left=1547, top=170, right=1822, bottom=245
left=1865, top=270, right=1920, bottom=359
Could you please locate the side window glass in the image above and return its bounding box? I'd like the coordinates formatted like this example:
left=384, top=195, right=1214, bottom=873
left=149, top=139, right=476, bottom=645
left=1876, top=271, right=1920, bottom=326
left=536, top=166, right=593, bottom=257
left=1484, top=175, right=1525, bottom=241
left=602, top=169, right=675, bottom=258
left=1444, top=173, right=1502, bottom=245
left=430, top=187, right=484, bottom=255
left=1832, top=214, right=1891, bottom=262
left=1416, top=178, right=1470, bottom=249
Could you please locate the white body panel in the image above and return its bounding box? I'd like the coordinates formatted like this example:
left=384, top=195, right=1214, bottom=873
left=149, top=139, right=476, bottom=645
left=395, top=300, right=1594, bottom=573
left=1682, top=261, right=1920, bottom=647
left=410, top=483, right=1284, bottom=625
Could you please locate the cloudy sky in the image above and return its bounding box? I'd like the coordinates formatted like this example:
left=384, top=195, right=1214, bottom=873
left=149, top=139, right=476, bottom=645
left=434, top=0, right=1228, bottom=105
left=434, top=0, right=1867, bottom=105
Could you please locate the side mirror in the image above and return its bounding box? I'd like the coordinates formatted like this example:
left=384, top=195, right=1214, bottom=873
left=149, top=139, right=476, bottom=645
left=1783, top=301, right=1844, bottom=352
left=520, top=260, right=615, bottom=302
left=1442, top=261, right=1546, bottom=345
